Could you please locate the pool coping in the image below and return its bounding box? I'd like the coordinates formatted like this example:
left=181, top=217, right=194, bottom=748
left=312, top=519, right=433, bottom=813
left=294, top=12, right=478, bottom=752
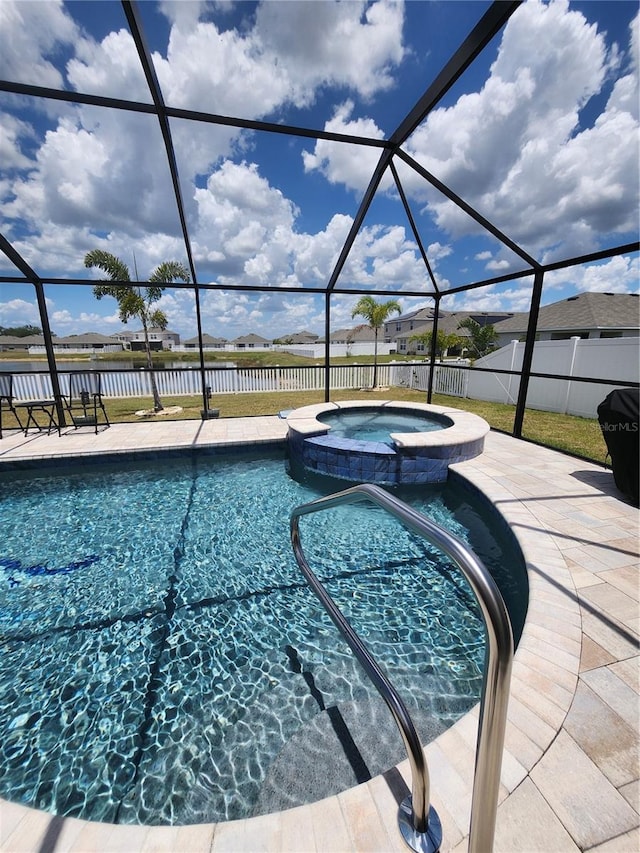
left=0, top=419, right=638, bottom=853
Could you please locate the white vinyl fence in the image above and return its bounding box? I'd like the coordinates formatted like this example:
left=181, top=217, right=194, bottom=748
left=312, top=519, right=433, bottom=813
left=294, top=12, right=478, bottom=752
left=468, top=337, right=639, bottom=417
left=390, top=361, right=469, bottom=397
left=9, top=360, right=471, bottom=401
left=10, top=363, right=396, bottom=400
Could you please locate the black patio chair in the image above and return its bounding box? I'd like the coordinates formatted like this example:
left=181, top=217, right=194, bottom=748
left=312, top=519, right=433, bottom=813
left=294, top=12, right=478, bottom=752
left=0, top=374, right=24, bottom=438
left=64, top=371, right=110, bottom=434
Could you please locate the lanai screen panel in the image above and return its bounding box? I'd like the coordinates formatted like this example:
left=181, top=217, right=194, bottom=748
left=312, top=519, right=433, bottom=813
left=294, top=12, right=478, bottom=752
left=0, top=1, right=147, bottom=99
left=400, top=1, right=640, bottom=270
left=1, top=1, right=638, bottom=347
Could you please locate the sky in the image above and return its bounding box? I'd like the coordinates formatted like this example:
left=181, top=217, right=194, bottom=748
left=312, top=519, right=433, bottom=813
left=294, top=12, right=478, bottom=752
left=0, top=0, right=638, bottom=342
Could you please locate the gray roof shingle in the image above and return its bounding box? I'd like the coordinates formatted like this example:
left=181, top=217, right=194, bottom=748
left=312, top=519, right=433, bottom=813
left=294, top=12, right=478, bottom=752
left=493, top=292, right=640, bottom=334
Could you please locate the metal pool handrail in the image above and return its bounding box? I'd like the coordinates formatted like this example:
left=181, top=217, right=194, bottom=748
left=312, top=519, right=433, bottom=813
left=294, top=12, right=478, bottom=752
left=290, top=483, right=514, bottom=853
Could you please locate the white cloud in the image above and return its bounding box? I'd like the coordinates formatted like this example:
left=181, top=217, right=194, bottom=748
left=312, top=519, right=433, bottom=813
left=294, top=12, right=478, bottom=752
left=50, top=308, right=121, bottom=333
left=66, top=28, right=150, bottom=100
left=289, top=214, right=353, bottom=286
left=302, top=1, right=639, bottom=264
left=193, top=160, right=297, bottom=283
left=346, top=223, right=427, bottom=288
left=0, top=0, right=78, bottom=88
left=0, top=297, right=40, bottom=327
left=302, top=101, right=389, bottom=192
left=426, top=242, right=452, bottom=262
left=441, top=284, right=535, bottom=315
left=2, top=0, right=407, bottom=256
left=152, top=0, right=404, bottom=118
left=253, top=0, right=405, bottom=102
left=545, top=254, right=640, bottom=294
left=189, top=159, right=434, bottom=295
left=486, top=258, right=512, bottom=272
left=198, top=290, right=263, bottom=338
left=0, top=116, right=35, bottom=172
left=406, top=0, right=639, bottom=258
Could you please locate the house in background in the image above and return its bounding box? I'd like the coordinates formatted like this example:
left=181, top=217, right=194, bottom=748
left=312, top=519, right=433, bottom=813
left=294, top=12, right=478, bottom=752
left=383, top=305, right=438, bottom=342
left=328, top=326, right=377, bottom=346
left=6, top=293, right=635, bottom=360
left=232, top=333, right=272, bottom=349
left=0, top=334, right=38, bottom=352
left=111, top=328, right=180, bottom=351
left=111, top=330, right=133, bottom=349
left=183, top=334, right=228, bottom=351
left=56, top=333, right=124, bottom=353
left=124, top=327, right=180, bottom=351
left=394, top=311, right=514, bottom=356
left=1, top=332, right=124, bottom=354
left=392, top=293, right=639, bottom=355
left=492, top=292, right=640, bottom=346
left=274, top=330, right=319, bottom=345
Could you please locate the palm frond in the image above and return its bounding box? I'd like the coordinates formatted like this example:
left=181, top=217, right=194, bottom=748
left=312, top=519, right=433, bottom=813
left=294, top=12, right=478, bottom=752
left=149, top=261, right=190, bottom=284
left=84, top=250, right=131, bottom=281
left=148, top=309, right=168, bottom=330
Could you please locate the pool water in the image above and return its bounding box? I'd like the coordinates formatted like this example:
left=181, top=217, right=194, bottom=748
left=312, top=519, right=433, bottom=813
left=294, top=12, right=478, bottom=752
left=0, top=450, right=525, bottom=826
left=317, top=409, right=447, bottom=442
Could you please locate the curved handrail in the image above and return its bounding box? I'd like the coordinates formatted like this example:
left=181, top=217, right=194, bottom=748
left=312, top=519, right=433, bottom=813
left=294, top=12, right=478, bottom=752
left=290, top=482, right=514, bottom=853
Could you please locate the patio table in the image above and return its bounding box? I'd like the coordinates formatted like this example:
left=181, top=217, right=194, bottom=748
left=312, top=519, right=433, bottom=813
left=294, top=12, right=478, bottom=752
left=14, top=399, right=61, bottom=436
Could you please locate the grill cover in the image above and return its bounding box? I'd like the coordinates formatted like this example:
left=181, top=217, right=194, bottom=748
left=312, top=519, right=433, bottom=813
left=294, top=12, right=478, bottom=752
left=597, top=388, right=639, bottom=506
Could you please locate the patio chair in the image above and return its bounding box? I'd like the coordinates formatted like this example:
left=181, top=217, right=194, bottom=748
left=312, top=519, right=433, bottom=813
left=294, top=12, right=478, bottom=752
left=0, top=373, right=24, bottom=438
left=64, top=371, right=110, bottom=434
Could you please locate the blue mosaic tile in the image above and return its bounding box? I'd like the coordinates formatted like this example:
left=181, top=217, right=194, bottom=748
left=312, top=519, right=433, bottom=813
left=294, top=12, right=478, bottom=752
left=290, top=421, right=484, bottom=487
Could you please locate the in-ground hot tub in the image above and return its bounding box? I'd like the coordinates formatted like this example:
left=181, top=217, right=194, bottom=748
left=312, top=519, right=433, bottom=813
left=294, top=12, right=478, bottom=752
left=286, top=400, right=490, bottom=485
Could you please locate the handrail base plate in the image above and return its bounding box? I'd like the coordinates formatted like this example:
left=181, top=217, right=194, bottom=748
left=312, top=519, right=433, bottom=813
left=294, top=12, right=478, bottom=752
left=398, top=798, right=442, bottom=853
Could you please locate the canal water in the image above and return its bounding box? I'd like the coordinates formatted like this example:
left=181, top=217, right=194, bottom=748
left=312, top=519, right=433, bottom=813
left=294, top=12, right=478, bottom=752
left=0, top=359, right=236, bottom=372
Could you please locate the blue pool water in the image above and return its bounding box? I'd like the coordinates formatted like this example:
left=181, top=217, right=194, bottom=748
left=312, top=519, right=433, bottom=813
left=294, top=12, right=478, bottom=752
left=317, top=408, right=449, bottom=442
left=0, top=450, right=525, bottom=826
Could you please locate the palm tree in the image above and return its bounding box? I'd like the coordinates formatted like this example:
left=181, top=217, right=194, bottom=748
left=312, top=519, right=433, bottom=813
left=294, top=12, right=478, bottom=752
left=84, top=250, right=190, bottom=412
left=409, top=329, right=463, bottom=358
left=351, top=295, right=401, bottom=389
left=457, top=317, right=499, bottom=359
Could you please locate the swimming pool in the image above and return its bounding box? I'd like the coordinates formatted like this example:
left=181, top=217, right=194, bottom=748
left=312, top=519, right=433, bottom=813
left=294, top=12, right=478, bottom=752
left=0, top=449, right=526, bottom=826
left=316, top=408, right=449, bottom=442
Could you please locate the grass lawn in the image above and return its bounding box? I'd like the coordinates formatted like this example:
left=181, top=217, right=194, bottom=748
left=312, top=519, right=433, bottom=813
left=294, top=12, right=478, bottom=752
left=9, top=385, right=603, bottom=464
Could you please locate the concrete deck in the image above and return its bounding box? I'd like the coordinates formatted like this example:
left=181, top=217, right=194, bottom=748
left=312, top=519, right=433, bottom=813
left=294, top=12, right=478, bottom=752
left=0, top=418, right=638, bottom=853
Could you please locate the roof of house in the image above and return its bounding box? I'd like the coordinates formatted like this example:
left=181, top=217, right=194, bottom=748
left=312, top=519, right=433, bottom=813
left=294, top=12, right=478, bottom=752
left=117, top=327, right=180, bottom=336
left=183, top=334, right=228, bottom=344
left=233, top=333, right=272, bottom=344
left=393, top=294, right=640, bottom=340
left=278, top=331, right=319, bottom=344
left=0, top=334, right=45, bottom=344
left=392, top=310, right=515, bottom=340
left=59, top=333, right=119, bottom=344
left=330, top=325, right=377, bottom=342
left=493, top=292, right=640, bottom=334
left=286, top=330, right=319, bottom=343
left=387, top=306, right=438, bottom=325
left=0, top=332, right=118, bottom=345
left=0, top=335, right=33, bottom=344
